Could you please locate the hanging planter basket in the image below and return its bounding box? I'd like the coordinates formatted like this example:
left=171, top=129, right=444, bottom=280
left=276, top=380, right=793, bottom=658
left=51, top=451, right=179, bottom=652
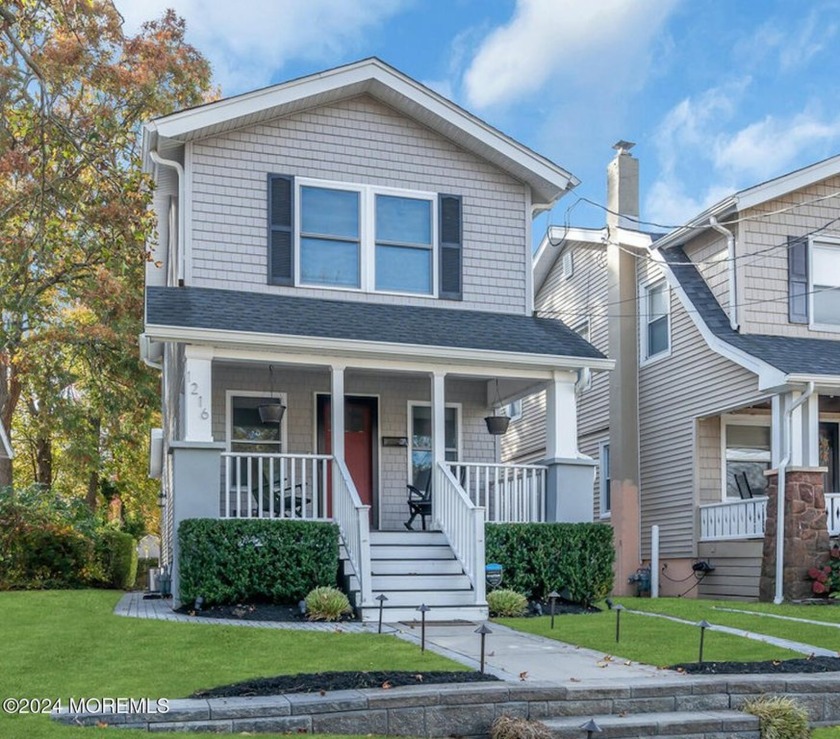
left=258, top=403, right=286, bottom=424
left=484, top=414, right=511, bottom=436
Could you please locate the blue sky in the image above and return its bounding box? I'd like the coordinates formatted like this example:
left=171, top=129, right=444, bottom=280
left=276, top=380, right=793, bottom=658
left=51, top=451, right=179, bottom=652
left=119, top=0, right=840, bottom=236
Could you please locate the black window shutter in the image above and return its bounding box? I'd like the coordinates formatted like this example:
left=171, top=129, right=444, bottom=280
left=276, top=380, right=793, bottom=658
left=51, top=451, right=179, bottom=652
left=788, top=235, right=808, bottom=324
left=439, top=194, right=462, bottom=300
left=268, top=174, right=293, bottom=285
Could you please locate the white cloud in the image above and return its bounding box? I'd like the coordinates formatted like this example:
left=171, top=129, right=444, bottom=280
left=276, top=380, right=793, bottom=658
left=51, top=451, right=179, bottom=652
left=740, top=8, right=840, bottom=73
left=462, top=0, right=679, bottom=110
left=114, top=0, right=408, bottom=94
left=645, top=79, right=840, bottom=224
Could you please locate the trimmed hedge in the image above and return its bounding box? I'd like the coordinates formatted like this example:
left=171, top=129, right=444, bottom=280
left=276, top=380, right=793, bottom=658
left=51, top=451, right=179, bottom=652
left=485, top=523, right=614, bottom=606
left=179, top=519, right=340, bottom=606
left=95, top=529, right=138, bottom=589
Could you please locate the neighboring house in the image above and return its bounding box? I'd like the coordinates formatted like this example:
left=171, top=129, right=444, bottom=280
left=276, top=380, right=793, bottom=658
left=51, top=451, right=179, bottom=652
left=0, top=422, right=12, bottom=460
left=507, top=145, right=840, bottom=601
left=141, top=59, right=611, bottom=621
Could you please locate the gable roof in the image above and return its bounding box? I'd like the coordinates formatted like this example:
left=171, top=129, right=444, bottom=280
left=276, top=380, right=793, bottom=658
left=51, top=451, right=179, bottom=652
left=145, top=286, right=611, bottom=370
left=143, top=58, right=578, bottom=210
left=654, top=152, right=840, bottom=251
left=660, top=247, right=840, bottom=384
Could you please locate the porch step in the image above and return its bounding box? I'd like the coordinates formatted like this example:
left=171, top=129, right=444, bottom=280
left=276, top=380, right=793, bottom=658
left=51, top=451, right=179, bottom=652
left=360, top=529, right=486, bottom=622
left=542, top=710, right=759, bottom=739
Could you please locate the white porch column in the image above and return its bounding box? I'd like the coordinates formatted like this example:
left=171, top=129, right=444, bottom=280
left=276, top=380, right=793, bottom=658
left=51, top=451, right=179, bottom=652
left=184, top=346, right=213, bottom=442
left=331, top=365, right=346, bottom=462
left=431, top=372, right=446, bottom=468
left=544, top=371, right=596, bottom=523
left=546, top=371, right=579, bottom=459
left=771, top=394, right=784, bottom=467
left=800, top=392, right=820, bottom=467
left=776, top=390, right=821, bottom=467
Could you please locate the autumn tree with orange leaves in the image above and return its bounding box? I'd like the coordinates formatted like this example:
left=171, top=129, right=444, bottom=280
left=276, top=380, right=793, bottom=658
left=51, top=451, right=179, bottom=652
left=0, top=1, right=214, bottom=530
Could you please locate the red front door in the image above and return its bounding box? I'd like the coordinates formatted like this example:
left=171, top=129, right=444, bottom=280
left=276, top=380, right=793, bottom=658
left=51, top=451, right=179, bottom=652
left=320, top=396, right=376, bottom=524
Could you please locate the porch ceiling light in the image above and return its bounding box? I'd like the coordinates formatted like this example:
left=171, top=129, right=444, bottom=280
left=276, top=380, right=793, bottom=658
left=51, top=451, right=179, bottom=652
left=258, top=364, right=287, bottom=424
left=484, top=379, right=511, bottom=435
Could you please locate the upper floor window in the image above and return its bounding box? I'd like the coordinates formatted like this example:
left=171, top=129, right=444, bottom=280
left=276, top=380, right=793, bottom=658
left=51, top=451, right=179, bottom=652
left=811, top=240, right=840, bottom=327
left=640, top=278, right=670, bottom=363
left=268, top=175, right=462, bottom=300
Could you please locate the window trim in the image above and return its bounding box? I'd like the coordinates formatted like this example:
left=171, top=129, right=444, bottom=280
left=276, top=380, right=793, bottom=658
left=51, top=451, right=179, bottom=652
left=808, top=235, right=840, bottom=333
left=572, top=318, right=591, bottom=343
left=406, top=401, right=462, bottom=484
left=719, top=414, right=772, bottom=501
left=294, top=177, right=439, bottom=297
left=598, top=440, right=610, bottom=519
left=225, top=390, right=288, bottom=453
left=505, top=399, right=523, bottom=422
left=639, top=277, right=672, bottom=365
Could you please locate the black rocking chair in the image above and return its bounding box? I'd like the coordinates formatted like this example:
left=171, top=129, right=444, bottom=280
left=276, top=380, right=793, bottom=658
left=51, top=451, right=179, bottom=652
left=404, top=468, right=432, bottom=531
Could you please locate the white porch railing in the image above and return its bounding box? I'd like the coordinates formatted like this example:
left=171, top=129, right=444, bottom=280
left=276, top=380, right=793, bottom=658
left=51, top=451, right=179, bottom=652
left=332, top=458, right=372, bottom=608
left=435, top=462, right=486, bottom=605
left=222, top=453, right=330, bottom=519
left=450, top=462, right=547, bottom=523
left=699, top=494, right=840, bottom=541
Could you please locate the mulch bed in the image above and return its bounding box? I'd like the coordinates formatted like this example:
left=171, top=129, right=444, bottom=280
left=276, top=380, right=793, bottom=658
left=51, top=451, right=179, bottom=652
left=671, top=656, right=840, bottom=674
left=174, top=602, right=356, bottom=622
left=190, top=670, right=500, bottom=698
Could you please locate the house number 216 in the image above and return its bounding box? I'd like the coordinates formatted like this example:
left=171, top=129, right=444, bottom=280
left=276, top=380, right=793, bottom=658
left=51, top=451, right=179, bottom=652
left=190, top=382, right=210, bottom=420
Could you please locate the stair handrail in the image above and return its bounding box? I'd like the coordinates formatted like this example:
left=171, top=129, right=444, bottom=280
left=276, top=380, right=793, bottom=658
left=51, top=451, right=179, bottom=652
left=435, top=461, right=486, bottom=605
left=332, top=458, right=372, bottom=608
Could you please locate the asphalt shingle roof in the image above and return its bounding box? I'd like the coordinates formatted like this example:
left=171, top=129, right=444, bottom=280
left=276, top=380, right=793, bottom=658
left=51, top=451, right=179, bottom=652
left=661, top=246, right=840, bottom=376
left=146, top=286, right=605, bottom=360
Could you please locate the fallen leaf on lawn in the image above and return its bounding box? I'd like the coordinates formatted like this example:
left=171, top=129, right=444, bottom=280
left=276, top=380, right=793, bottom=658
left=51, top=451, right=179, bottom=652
left=624, top=661, right=632, bottom=666
left=596, top=661, right=609, bottom=668
left=414, top=674, right=424, bottom=682
left=519, top=671, right=528, bottom=681
left=381, top=681, right=392, bottom=690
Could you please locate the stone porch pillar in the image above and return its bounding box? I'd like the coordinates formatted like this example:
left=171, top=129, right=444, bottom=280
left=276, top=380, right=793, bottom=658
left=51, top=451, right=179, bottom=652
left=759, top=467, right=830, bottom=602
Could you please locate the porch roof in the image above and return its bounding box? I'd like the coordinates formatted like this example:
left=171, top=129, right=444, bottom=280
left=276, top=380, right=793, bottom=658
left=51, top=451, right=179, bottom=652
left=146, top=286, right=606, bottom=364
left=661, top=246, right=840, bottom=377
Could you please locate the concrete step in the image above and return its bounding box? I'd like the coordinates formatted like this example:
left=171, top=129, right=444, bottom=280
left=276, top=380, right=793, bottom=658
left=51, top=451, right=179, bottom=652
left=370, top=573, right=472, bottom=591
left=371, top=558, right=464, bottom=575
left=543, top=710, right=759, bottom=739
left=369, top=589, right=477, bottom=608
left=369, top=530, right=446, bottom=545
left=360, top=604, right=488, bottom=623
left=370, top=544, right=455, bottom=560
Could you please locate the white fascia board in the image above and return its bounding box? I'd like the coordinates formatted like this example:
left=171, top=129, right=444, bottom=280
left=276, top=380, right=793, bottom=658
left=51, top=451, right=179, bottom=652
left=653, top=252, right=786, bottom=391
left=737, top=152, right=840, bottom=211
left=148, top=59, right=577, bottom=197
left=145, top=324, right=614, bottom=374
left=652, top=198, right=737, bottom=252
left=784, top=373, right=840, bottom=389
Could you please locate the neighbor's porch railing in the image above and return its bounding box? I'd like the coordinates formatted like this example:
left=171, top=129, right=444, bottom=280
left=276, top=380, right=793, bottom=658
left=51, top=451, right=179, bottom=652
left=332, top=457, right=372, bottom=607
left=222, top=452, right=330, bottom=519
left=449, top=462, right=547, bottom=523
left=699, top=493, right=840, bottom=541
left=435, top=462, right=485, bottom=605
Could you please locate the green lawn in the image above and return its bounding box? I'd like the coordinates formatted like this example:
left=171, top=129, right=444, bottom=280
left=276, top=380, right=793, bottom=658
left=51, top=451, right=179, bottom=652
left=0, top=590, right=462, bottom=738
left=815, top=729, right=840, bottom=738
left=496, top=605, right=799, bottom=667
left=621, top=597, right=840, bottom=654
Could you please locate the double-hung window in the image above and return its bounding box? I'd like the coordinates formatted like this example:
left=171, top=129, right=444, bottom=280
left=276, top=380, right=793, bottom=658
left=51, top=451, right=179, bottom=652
left=811, top=239, right=840, bottom=328
left=641, top=278, right=670, bottom=362
left=407, top=402, right=460, bottom=486
left=268, top=176, right=462, bottom=299
left=722, top=418, right=770, bottom=499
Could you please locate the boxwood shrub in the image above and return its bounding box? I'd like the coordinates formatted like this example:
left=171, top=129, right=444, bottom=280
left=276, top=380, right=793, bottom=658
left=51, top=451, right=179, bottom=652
left=485, top=523, right=614, bottom=606
left=179, top=519, right=339, bottom=606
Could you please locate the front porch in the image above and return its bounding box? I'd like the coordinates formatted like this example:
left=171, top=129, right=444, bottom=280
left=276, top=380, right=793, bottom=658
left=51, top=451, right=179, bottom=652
left=165, top=346, right=601, bottom=620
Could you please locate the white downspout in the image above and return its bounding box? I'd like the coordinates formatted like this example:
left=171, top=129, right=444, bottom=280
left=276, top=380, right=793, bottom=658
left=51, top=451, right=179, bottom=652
left=148, top=149, right=185, bottom=285
left=709, top=217, right=738, bottom=330
left=774, top=381, right=816, bottom=604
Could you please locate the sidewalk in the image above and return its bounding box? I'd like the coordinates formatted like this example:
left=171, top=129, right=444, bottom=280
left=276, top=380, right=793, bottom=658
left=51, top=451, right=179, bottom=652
left=389, top=620, right=668, bottom=684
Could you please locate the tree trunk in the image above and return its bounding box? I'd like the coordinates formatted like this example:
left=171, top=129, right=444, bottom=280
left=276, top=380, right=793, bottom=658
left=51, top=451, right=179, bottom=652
left=85, top=416, right=102, bottom=510
left=0, top=356, right=22, bottom=489
left=34, top=432, right=52, bottom=487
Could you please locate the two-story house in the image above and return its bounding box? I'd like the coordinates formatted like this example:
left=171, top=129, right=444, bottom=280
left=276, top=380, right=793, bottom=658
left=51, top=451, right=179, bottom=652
left=141, top=59, right=612, bottom=621
left=509, top=145, right=840, bottom=602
